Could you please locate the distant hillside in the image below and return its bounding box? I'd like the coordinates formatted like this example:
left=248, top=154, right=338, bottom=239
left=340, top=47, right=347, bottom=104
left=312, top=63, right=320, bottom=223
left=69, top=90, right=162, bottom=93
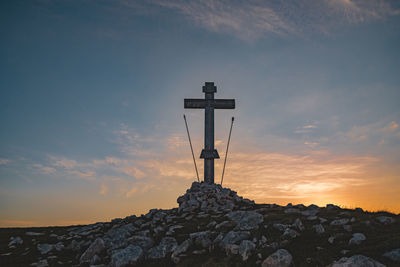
left=1, top=182, right=399, bottom=266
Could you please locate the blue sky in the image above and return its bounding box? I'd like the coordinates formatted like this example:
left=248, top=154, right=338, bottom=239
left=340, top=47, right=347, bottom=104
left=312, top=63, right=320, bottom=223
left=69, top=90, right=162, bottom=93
left=1, top=0, right=400, bottom=226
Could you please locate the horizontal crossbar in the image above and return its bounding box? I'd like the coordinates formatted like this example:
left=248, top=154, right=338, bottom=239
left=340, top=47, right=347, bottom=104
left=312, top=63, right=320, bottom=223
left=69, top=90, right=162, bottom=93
left=184, top=99, right=235, bottom=109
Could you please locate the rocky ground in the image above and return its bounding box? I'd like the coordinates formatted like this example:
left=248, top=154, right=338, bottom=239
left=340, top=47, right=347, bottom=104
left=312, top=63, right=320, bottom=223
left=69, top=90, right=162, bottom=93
left=1, top=182, right=399, bottom=267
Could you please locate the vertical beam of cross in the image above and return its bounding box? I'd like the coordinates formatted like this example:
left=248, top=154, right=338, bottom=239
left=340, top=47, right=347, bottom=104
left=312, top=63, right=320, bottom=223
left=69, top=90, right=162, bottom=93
left=184, top=82, right=235, bottom=184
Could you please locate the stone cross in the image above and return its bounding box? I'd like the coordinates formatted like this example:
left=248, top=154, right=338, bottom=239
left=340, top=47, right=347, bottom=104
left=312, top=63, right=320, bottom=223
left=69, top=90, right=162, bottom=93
left=184, top=82, right=235, bottom=184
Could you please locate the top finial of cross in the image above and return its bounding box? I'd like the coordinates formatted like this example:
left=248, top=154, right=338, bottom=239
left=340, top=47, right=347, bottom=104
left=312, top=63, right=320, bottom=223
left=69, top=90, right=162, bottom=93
left=202, top=82, right=217, bottom=93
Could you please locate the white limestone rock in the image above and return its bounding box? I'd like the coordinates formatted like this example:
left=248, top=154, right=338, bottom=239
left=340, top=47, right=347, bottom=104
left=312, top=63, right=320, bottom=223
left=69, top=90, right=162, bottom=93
left=37, top=243, right=54, bottom=255
left=147, top=237, right=177, bottom=259
left=80, top=238, right=105, bottom=263
left=219, top=231, right=250, bottom=249
left=349, top=233, right=366, bottom=245
left=313, top=224, right=325, bottom=234
left=383, top=248, right=400, bottom=262
left=171, top=239, right=192, bottom=263
left=376, top=216, right=395, bottom=225
left=331, top=254, right=385, bottom=267
left=330, top=218, right=349, bottom=226
left=226, top=210, right=263, bottom=230
left=238, top=240, right=256, bottom=261
left=293, top=218, right=305, bottom=231
left=262, top=249, right=293, bottom=267
left=8, top=236, right=23, bottom=247
left=127, top=235, right=154, bottom=250
left=110, top=245, right=143, bottom=267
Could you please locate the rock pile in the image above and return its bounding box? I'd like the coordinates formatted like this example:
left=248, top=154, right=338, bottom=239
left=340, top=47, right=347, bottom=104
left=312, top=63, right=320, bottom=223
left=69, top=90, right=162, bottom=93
left=1, top=182, right=399, bottom=267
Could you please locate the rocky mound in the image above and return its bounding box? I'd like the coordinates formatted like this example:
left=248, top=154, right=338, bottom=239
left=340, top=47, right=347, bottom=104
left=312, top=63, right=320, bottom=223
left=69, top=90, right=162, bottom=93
left=1, top=182, right=400, bottom=266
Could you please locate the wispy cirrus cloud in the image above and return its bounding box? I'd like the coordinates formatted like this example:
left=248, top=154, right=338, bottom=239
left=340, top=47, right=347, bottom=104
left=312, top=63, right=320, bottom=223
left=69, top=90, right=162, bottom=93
left=150, top=0, right=399, bottom=40
left=0, top=158, right=11, bottom=165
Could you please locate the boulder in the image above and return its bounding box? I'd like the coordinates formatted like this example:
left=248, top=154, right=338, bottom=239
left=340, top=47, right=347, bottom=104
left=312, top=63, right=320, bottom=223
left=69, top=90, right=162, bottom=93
left=127, top=235, right=154, bottom=250
left=331, top=254, right=385, bottom=267
left=226, top=210, right=264, bottom=230
left=171, top=239, right=192, bottom=263
left=110, top=245, right=143, bottom=267
left=190, top=231, right=214, bottom=248
left=105, top=223, right=136, bottom=249
left=262, top=249, right=293, bottom=267
left=147, top=237, right=178, bottom=259
left=219, top=231, right=250, bottom=249
left=79, top=238, right=105, bottom=263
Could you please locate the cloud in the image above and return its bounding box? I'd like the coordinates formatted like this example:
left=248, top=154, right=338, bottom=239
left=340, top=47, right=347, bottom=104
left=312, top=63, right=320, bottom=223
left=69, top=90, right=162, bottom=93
left=32, top=163, right=56, bottom=174
left=382, top=121, right=399, bottom=132
left=68, top=170, right=96, bottom=180
left=295, top=123, right=318, bottom=134
left=0, top=158, right=11, bottom=165
left=48, top=155, right=77, bottom=169
left=99, top=183, right=108, bottom=195
left=150, top=0, right=399, bottom=40
left=222, top=151, right=379, bottom=205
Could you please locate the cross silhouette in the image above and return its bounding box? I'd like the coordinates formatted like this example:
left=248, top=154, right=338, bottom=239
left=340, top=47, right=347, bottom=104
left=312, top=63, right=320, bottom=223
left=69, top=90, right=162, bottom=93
left=184, top=82, right=235, bottom=184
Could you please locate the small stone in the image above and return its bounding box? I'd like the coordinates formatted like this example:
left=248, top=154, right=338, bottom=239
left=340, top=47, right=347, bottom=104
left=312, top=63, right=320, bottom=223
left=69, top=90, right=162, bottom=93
left=91, top=254, right=101, bottom=265
left=319, top=217, right=328, bottom=224
left=330, top=218, right=349, bottom=226
left=26, top=232, right=44, bottom=236
left=326, top=204, right=340, bottom=210
left=37, top=243, right=54, bottom=255
left=343, top=225, right=352, bottom=232
left=192, top=249, right=207, bottom=255
left=331, top=254, right=385, bottom=267
left=383, top=248, right=400, bottom=262
left=262, top=249, right=293, bottom=267
left=307, top=216, right=318, bottom=221
left=8, top=236, right=23, bottom=247
left=328, top=236, right=335, bottom=244
left=238, top=240, right=256, bottom=261
left=206, top=221, right=217, bottom=228
left=273, top=223, right=290, bottom=232
left=283, top=228, right=298, bottom=238
left=293, top=218, right=305, bottom=231
left=31, top=259, right=49, bottom=267
left=313, top=224, right=325, bottom=234
left=376, top=216, right=395, bottom=225
left=340, top=249, right=349, bottom=255
left=284, top=208, right=300, bottom=214
left=348, top=233, right=366, bottom=245
left=215, top=220, right=236, bottom=230
left=301, top=209, right=319, bottom=216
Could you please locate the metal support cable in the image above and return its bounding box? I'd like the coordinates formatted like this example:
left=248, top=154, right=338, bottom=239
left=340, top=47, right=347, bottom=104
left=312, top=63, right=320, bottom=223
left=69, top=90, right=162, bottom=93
left=221, top=117, right=234, bottom=186
left=183, top=114, right=200, bottom=182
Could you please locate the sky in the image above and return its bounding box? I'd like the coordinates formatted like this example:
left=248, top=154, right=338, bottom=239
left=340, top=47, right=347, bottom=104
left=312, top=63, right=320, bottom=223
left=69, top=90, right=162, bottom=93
left=1, top=0, right=400, bottom=227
